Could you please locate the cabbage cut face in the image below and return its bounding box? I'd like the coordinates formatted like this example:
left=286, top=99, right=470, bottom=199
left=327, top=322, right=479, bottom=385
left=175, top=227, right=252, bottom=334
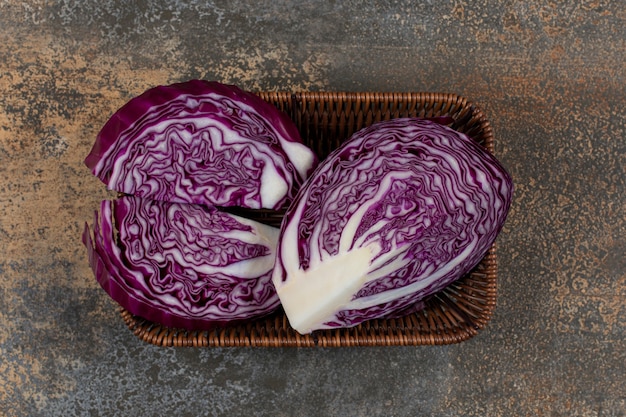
left=83, top=196, right=281, bottom=330
left=271, top=118, right=513, bottom=334
left=85, top=80, right=317, bottom=210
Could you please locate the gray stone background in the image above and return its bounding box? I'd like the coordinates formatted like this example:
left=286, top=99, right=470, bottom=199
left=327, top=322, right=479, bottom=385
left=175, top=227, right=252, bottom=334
left=1, top=1, right=624, bottom=416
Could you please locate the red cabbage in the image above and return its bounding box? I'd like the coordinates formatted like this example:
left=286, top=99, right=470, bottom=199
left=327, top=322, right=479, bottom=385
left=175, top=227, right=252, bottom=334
left=83, top=196, right=281, bottom=330
left=84, top=80, right=318, bottom=210
left=271, top=118, right=513, bottom=334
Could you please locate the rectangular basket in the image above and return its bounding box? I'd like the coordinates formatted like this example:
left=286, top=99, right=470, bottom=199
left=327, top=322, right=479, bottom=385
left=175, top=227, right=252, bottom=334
left=119, top=91, right=498, bottom=347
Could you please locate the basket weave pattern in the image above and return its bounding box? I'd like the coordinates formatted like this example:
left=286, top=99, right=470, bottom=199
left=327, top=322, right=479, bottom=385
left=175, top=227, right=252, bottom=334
left=120, top=91, right=498, bottom=347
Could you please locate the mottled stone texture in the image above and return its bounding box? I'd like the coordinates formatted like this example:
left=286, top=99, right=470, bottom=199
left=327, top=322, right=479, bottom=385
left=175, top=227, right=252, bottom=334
left=0, top=1, right=624, bottom=416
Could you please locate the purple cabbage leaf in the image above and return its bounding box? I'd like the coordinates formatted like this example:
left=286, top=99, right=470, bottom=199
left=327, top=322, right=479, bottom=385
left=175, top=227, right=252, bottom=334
left=271, top=118, right=513, bottom=334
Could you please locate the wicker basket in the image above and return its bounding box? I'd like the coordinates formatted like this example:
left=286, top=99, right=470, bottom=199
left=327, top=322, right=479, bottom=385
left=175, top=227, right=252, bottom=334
left=120, top=91, right=498, bottom=347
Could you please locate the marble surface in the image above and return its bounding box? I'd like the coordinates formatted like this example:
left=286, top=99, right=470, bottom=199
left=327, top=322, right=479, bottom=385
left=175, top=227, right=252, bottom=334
left=1, top=1, right=624, bottom=416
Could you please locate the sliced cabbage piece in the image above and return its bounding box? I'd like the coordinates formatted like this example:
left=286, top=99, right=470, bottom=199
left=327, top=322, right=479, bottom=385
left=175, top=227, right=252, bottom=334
left=85, top=80, right=317, bottom=210
left=83, top=196, right=281, bottom=330
left=272, top=118, right=513, bottom=334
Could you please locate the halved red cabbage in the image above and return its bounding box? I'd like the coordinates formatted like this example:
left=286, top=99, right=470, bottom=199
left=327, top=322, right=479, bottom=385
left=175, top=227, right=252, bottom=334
left=272, top=118, right=513, bottom=334
left=83, top=196, right=281, bottom=330
left=84, top=80, right=318, bottom=210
